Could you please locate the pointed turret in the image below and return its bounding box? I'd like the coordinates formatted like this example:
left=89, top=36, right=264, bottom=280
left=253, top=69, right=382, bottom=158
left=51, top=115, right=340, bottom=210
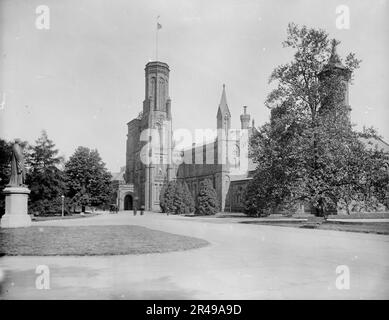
left=319, top=39, right=350, bottom=79
left=240, top=106, right=250, bottom=129
left=217, top=84, right=231, bottom=130
left=318, top=39, right=351, bottom=108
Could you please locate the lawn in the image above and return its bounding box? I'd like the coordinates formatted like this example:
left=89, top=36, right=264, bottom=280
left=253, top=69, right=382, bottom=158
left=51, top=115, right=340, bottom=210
left=31, top=212, right=100, bottom=221
left=0, top=225, right=209, bottom=256
left=240, top=220, right=389, bottom=235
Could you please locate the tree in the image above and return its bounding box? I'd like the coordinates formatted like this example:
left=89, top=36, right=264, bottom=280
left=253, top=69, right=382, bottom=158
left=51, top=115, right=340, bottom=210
left=0, top=139, right=12, bottom=185
left=332, top=128, right=389, bottom=213
left=173, top=182, right=186, bottom=215
left=159, top=180, right=195, bottom=214
left=182, top=181, right=195, bottom=214
left=26, top=131, right=67, bottom=215
left=196, top=179, right=219, bottom=215
left=160, top=180, right=176, bottom=213
left=159, top=181, right=168, bottom=212
left=65, top=146, right=113, bottom=212
left=247, top=23, right=388, bottom=216
left=246, top=102, right=303, bottom=216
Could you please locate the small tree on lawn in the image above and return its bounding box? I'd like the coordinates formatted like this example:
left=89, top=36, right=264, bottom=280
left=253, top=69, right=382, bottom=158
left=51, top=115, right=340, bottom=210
left=161, top=180, right=177, bottom=213
left=182, top=181, right=195, bottom=214
left=196, top=179, right=219, bottom=215
left=159, top=181, right=168, bottom=212
left=173, top=182, right=186, bottom=215
left=160, top=180, right=195, bottom=214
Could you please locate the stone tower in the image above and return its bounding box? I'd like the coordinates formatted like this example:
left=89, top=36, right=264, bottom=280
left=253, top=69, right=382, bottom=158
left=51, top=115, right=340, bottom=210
left=217, top=84, right=231, bottom=131
left=216, top=84, right=232, bottom=211
left=126, top=61, right=173, bottom=211
left=318, top=40, right=351, bottom=115
left=240, top=106, right=250, bottom=129
left=216, top=84, right=231, bottom=164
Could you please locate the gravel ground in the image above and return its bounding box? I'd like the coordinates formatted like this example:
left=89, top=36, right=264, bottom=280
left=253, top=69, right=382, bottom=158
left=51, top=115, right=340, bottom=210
left=0, top=225, right=209, bottom=256
left=1, top=212, right=388, bottom=299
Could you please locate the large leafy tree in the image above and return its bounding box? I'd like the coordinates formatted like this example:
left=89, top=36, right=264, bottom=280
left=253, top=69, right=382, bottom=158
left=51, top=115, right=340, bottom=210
left=65, top=146, right=113, bottom=212
left=26, top=131, right=67, bottom=214
left=246, top=102, right=304, bottom=216
left=333, top=129, right=389, bottom=213
left=247, top=23, right=388, bottom=216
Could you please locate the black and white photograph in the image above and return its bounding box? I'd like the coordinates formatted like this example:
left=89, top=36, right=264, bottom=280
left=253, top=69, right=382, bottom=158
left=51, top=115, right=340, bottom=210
left=0, top=0, right=388, bottom=307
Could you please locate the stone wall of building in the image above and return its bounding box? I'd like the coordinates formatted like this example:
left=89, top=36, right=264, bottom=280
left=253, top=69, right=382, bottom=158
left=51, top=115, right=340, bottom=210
left=125, top=61, right=256, bottom=212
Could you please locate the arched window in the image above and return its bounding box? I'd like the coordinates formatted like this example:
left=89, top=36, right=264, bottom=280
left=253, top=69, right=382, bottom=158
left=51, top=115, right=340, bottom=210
left=150, top=77, right=156, bottom=99
left=158, top=78, right=165, bottom=110
left=231, top=144, right=240, bottom=168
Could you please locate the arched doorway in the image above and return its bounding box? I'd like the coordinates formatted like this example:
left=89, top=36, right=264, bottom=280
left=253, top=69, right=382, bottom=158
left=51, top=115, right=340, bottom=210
left=124, top=194, right=133, bottom=210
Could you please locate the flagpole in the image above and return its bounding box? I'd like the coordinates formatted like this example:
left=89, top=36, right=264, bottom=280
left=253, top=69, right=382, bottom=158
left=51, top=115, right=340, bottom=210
left=156, top=25, right=158, bottom=61
left=156, top=16, right=159, bottom=61
left=155, top=16, right=160, bottom=112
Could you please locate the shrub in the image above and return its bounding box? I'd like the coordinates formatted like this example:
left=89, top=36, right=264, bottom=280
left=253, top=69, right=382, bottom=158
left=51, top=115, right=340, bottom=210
left=0, top=198, right=5, bottom=218
left=172, top=182, right=186, bottom=215
left=159, top=182, right=168, bottom=212
left=159, top=180, right=195, bottom=215
left=159, top=180, right=178, bottom=214
left=196, top=179, right=219, bottom=215
left=164, top=181, right=177, bottom=213
left=182, top=181, right=195, bottom=214
left=28, top=197, right=70, bottom=216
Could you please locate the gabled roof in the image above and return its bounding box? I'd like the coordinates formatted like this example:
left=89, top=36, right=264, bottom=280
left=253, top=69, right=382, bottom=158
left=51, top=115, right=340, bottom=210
left=111, top=167, right=126, bottom=181
left=360, top=137, right=389, bottom=153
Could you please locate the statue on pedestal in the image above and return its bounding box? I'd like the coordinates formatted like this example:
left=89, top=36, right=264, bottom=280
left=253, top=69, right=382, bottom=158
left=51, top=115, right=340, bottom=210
left=1, top=139, right=31, bottom=228
left=8, top=140, right=26, bottom=187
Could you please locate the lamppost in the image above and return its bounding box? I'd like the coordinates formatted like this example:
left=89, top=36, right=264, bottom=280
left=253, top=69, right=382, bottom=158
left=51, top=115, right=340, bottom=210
left=134, top=195, right=138, bottom=216
left=226, top=174, right=232, bottom=213
left=61, top=195, right=65, bottom=217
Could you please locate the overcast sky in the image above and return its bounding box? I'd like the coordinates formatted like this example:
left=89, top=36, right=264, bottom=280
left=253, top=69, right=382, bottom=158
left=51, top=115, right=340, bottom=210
left=0, top=0, right=388, bottom=172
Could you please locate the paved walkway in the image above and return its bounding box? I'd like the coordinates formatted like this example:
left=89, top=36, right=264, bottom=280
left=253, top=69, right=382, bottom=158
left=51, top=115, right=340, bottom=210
left=1, top=212, right=388, bottom=299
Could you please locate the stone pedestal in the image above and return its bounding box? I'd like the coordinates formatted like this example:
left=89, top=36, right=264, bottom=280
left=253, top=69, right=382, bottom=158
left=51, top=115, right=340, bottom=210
left=1, top=186, right=31, bottom=228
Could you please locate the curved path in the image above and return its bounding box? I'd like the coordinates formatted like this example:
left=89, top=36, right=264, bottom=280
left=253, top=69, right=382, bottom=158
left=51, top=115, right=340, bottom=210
left=0, top=212, right=388, bottom=299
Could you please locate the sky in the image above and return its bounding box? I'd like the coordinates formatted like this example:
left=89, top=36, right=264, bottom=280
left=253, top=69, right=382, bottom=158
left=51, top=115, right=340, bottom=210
left=0, top=0, right=388, bottom=172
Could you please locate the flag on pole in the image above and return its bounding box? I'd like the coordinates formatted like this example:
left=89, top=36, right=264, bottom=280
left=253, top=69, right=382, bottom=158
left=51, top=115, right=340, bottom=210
left=157, top=22, right=162, bottom=30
